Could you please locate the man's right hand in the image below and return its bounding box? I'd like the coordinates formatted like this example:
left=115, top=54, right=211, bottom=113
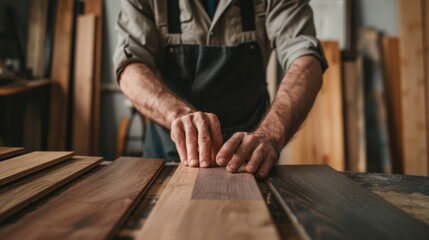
left=170, top=112, right=223, bottom=168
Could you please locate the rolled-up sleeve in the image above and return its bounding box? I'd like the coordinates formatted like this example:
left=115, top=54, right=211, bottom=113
left=266, top=0, right=328, bottom=72
left=113, top=0, right=160, bottom=79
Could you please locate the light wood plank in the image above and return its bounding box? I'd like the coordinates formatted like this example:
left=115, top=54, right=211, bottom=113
left=48, top=0, right=76, bottom=150
left=85, top=0, right=103, bottom=155
left=267, top=165, right=429, bottom=240
left=286, top=41, right=345, bottom=171
left=26, top=0, right=49, bottom=78
left=0, top=151, right=74, bottom=186
left=0, top=157, right=164, bottom=240
left=423, top=0, right=429, bottom=174
left=382, top=37, right=404, bottom=173
left=72, top=14, right=97, bottom=155
left=0, top=147, right=25, bottom=160
left=137, top=166, right=279, bottom=240
left=398, top=0, right=428, bottom=175
left=0, top=156, right=102, bottom=221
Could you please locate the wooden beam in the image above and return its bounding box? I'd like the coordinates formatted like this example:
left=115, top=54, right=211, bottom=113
left=397, top=0, right=428, bottom=175
left=267, top=165, right=429, bottom=239
left=422, top=0, right=429, bottom=174
left=0, top=147, right=25, bottom=160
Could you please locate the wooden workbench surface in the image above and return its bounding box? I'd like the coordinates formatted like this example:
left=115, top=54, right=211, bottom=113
left=1, top=163, right=428, bottom=240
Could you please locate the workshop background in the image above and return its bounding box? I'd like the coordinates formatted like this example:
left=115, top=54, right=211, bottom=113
left=0, top=0, right=428, bottom=176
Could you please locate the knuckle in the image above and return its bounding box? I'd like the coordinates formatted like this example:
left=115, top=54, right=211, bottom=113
left=200, top=135, right=211, bottom=143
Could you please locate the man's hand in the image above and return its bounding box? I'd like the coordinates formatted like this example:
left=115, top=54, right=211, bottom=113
left=170, top=112, right=223, bottom=168
left=216, top=132, right=280, bottom=178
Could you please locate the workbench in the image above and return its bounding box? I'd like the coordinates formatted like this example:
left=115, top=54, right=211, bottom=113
left=2, top=162, right=427, bottom=239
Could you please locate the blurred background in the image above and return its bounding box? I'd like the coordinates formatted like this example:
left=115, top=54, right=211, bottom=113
left=0, top=0, right=428, bottom=176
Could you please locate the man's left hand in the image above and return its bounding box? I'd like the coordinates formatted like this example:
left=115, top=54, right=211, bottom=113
left=215, top=132, right=280, bottom=178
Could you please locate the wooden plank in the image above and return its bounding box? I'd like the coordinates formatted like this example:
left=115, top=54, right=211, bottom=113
left=423, top=0, right=429, bottom=174
left=0, top=156, right=102, bottom=221
left=136, top=166, right=279, bottom=240
left=0, top=151, right=73, bottom=186
left=0, top=147, right=25, bottom=160
left=398, top=0, right=428, bottom=175
left=48, top=0, right=76, bottom=150
left=343, top=59, right=366, bottom=172
left=84, top=0, right=103, bottom=155
left=72, top=14, right=96, bottom=155
left=0, top=157, right=164, bottom=240
left=286, top=41, right=345, bottom=171
left=26, top=0, right=49, bottom=78
left=381, top=37, right=404, bottom=173
left=267, top=165, right=429, bottom=240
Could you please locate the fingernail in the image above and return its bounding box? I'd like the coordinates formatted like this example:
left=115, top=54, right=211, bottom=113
left=201, top=161, right=209, bottom=168
left=218, top=158, right=225, bottom=165
left=258, top=171, right=265, bottom=178
left=189, top=159, right=198, bottom=166
left=227, top=164, right=235, bottom=172
left=182, top=159, right=188, bottom=166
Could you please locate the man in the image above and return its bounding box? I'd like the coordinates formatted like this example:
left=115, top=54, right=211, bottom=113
left=113, top=0, right=327, bottom=178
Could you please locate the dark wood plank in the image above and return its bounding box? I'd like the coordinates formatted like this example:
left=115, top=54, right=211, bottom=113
left=267, top=165, right=429, bottom=240
left=0, top=151, right=74, bottom=186
left=137, top=166, right=279, bottom=240
left=0, top=156, right=102, bottom=221
left=0, top=147, right=25, bottom=160
left=0, top=157, right=164, bottom=240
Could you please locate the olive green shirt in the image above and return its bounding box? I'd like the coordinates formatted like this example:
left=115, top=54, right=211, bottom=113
left=113, top=0, right=328, bottom=78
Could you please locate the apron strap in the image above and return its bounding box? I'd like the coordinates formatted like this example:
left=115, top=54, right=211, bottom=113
left=240, top=0, right=256, bottom=31
left=167, top=0, right=181, bottom=34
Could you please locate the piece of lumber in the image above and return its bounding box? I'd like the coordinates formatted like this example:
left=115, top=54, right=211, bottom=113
left=136, top=166, right=279, bottom=240
left=48, top=0, right=76, bottom=150
left=0, top=151, right=73, bottom=186
left=0, top=156, right=102, bottom=221
left=423, top=0, right=429, bottom=174
left=286, top=41, right=345, bottom=171
left=26, top=0, right=49, bottom=78
left=0, top=147, right=25, bottom=160
left=343, top=59, right=366, bottom=172
left=72, top=14, right=97, bottom=155
left=382, top=37, right=404, bottom=173
left=116, top=117, right=130, bottom=158
left=0, top=157, right=164, bottom=240
left=267, top=165, right=429, bottom=240
left=84, top=0, right=103, bottom=155
left=398, top=0, right=428, bottom=175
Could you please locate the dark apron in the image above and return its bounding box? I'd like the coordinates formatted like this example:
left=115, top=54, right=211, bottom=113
left=144, top=0, right=269, bottom=161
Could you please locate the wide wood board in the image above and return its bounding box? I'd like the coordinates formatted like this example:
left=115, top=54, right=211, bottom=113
left=267, top=165, right=429, bottom=240
left=0, top=151, right=74, bottom=186
left=0, top=156, right=102, bottom=221
left=0, top=147, right=25, bottom=160
left=136, top=166, right=279, bottom=240
left=0, top=157, right=164, bottom=240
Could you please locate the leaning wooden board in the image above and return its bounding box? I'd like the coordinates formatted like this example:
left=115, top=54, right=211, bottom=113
left=267, top=165, right=429, bottom=240
left=0, top=151, right=73, bottom=186
left=0, top=156, right=102, bottom=221
left=0, top=157, right=164, bottom=240
left=137, top=166, right=279, bottom=240
left=0, top=147, right=25, bottom=160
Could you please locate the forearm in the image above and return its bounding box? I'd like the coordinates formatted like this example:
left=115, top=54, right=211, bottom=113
left=255, top=55, right=323, bottom=150
left=118, top=63, right=195, bottom=129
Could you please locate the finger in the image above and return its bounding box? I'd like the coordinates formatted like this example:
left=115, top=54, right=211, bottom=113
left=194, top=113, right=211, bottom=168
left=183, top=116, right=199, bottom=167
left=256, top=153, right=276, bottom=178
left=245, top=145, right=266, bottom=174
left=170, top=120, right=188, bottom=166
left=207, top=113, right=222, bottom=161
left=216, top=132, right=245, bottom=166
left=226, top=135, right=259, bottom=173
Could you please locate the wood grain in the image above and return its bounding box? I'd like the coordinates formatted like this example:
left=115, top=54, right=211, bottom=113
left=343, top=59, right=366, bottom=172
left=84, top=0, right=103, bottom=155
left=398, top=0, right=428, bottom=175
left=267, top=165, right=429, bottom=240
left=0, top=147, right=25, bottom=160
left=286, top=41, right=345, bottom=171
left=0, top=151, right=74, bottom=186
left=48, top=0, right=76, bottom=150
left=0, top=157, right=164, bottom=240
left=137, top=166, right=279, bottom=240
left=26, top=0, right=49, bottom=78
left=0, top=156, right=102, bottom=221
left=72, top=14, right=96, bottom=155
left=423, top=0, right=429, bottom=174
left=382, top=37, right=404, bottom=173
